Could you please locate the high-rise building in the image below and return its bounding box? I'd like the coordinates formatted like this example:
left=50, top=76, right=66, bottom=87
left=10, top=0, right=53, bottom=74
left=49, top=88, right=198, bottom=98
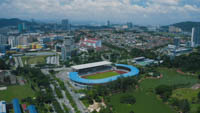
left=127, top=22, right=133, bottom=28
left=61, top=36, right=75, bottom=61
left=169, top=26, right=182, bottom=33
left=18, top=23, right=26, bottom=33
left=191, top=27, right=200, bottom=47
left=174, top=37, right=180, bottom=48
left=107, top=20, right=110, bottom=27
left=61, top=19, right=69, bottom=30
left=0, top=34, right=7, bottom=44
left=8, top=36, right=18, bottom=48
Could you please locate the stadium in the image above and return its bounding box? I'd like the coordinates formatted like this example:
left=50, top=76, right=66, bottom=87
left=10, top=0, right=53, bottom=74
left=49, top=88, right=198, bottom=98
left=69, top=61, right=139, bottom=85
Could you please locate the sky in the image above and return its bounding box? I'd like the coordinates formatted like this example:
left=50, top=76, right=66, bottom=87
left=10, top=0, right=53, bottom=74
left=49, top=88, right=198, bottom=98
left=0, top=0, right=200, bottom=25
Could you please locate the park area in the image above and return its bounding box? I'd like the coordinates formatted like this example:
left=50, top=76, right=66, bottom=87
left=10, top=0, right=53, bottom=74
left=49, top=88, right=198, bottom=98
left=109, top=68, right=199, bottom=113
left=171, top=88, right=200, bottom=113
left=83, top=71, right=120, bottom=79
left=0, top=84, right=35, bottom=102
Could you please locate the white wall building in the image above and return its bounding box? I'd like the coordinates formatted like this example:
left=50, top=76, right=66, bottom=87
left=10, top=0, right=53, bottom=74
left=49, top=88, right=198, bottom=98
left=80, top=38, right=102, bottom=48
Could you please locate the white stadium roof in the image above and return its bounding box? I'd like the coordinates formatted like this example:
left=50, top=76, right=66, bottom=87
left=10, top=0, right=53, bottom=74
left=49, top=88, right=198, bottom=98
left=71, top=61, right=112, bottom=70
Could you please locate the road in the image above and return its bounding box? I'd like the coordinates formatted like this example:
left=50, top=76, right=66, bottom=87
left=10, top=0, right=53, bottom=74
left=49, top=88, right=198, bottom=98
left=14, top=57, right=19, bottom=67
left=56, top=70, right=88, bottom=113
left=14, top=57, right=24, bottom=67
left=42, top=69, right=75, bottom=113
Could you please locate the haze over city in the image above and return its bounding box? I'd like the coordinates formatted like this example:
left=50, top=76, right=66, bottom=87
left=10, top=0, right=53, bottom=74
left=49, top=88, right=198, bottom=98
left=1, top=0, right=200, bottom=113
left=0, top=0, right=200, bottom=25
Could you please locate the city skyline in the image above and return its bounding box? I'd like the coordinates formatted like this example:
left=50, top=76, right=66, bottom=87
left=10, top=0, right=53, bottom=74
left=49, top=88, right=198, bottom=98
left=0, top=0, right=200, bottom=25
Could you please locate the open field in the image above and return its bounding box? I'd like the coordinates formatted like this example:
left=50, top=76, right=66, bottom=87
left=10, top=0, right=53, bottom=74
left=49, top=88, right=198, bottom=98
left=83, top=71, right=119, bottom=79
left=109, top=68, right=198, bottom=113
left=22, top=55, right=47, bottom=65
left=0, top=84, right=35, bottom=102
left=110, top=90, right=176, bottom=113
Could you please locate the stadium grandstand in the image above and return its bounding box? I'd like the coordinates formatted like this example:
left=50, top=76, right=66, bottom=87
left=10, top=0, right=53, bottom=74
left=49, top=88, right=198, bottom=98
left=71, top=61, right=112, bottom=75
left=69, top=61, right=139, bottom=85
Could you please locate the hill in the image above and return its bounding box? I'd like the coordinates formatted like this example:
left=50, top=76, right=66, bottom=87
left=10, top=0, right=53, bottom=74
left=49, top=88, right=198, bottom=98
left=166, top=21, right=200, bottom=32
left=0, top=18, right=34, bottom=28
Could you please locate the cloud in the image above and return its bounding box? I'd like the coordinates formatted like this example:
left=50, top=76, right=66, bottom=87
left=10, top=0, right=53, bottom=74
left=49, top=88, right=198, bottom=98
left=0, top=0, right=199, bottom=25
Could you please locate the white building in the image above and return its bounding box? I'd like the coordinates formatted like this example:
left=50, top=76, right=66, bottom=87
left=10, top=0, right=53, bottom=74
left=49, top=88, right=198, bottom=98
left=0, top=101, right=6, bottom=113
left=61, top=36, right=75, bottom=61
left=80, top=38, right=102, bottom=48
left=191, top=27, right=200, bottom=47
left=8, top=36, right=18, bottom=48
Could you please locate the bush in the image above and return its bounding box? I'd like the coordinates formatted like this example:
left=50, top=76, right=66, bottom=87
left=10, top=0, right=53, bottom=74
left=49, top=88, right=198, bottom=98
left=155, top=85, right=172, bottom=101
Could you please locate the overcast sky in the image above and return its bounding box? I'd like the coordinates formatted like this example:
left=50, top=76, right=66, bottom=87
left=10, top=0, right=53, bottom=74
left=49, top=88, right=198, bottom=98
left=0, top=0, right=200, bottom=25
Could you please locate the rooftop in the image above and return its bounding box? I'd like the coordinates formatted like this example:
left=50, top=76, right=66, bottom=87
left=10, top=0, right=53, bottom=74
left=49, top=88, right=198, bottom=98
left=71, top=61, right=112, bottom=70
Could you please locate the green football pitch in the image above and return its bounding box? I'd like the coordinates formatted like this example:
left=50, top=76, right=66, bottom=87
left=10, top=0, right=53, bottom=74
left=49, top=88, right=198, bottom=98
left=84, top=71, right=119, bottom=79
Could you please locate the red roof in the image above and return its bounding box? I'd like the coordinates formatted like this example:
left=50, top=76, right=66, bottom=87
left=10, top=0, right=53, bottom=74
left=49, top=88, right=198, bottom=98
left=86, top=40, right=97, bottom=43
left=90, top=38, right=98, bottom=41
left=22, top=104, right=27, bottom=110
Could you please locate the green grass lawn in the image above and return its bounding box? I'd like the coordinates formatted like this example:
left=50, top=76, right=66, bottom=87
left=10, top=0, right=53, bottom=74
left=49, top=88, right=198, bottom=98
left=0, top=84, right=35, bottom=102
left=22, top=56, right=47, bottom=65
left=172, top=88, right=200, bottom=102
left=110, top=90, right=176, bottom=113
left=109, top=68, right=198, bottom=113
left=171, top=88, right=200, bottom=113
left=85, top=71, right=119, bottom=79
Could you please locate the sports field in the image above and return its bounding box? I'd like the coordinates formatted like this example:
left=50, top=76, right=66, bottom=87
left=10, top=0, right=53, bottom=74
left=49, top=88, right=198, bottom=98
left=22, top=55, right=47, bottom=65
left=83, top=71, right=119, bottom=79
left=0, top=84, right=35, bottom=102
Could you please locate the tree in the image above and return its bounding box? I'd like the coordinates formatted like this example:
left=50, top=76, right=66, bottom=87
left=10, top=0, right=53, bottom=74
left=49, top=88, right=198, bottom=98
left=197, top=106, right=200, bottom=113
left=198, top=92, right=200, bottom=101
left=179, top=99, right=190, bottom=113
left=155, top=85, right=172, bottom=101
left=0, top=59, right=9, bottom=69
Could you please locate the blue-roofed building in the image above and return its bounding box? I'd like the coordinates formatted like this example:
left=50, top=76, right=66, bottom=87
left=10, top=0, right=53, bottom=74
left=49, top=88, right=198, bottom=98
left=27, top=105, right=37, bottom=113
left=69, top=64, right=139, bottom=85
left=12, top=99, right=22, bottom=113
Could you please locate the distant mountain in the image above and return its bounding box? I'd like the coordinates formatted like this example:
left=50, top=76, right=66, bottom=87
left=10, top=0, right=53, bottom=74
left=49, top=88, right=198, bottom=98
left=0, top=18, right=34, bottom=28
left=166, top=21, right=200, bottom=32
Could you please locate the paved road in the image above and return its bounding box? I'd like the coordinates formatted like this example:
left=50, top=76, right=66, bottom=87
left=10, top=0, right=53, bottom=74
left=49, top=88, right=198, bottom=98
left=42, top=69, right=75, bottom=113
left=56, top=71, right=88, bottom=113
left=14, top=57, right=19, bottom=67
left=18, top=57, right=24, bottom=67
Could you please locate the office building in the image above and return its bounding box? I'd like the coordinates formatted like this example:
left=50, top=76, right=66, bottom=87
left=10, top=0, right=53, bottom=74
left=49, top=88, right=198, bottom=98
left=107, top=20, right=110, bottom=27
left=18, top=23, right=26, bottom=33
left=127, top=22, right=133, bottom=28
left=169, top=26, right=182, bottom=33
left=61, top=19, right=69, bottom=30
left=0, top=35, right=7, bottom=45
left=191, top=27, right=200, bottom=47
left=61, top=36, right=75, bottom=61
left=174, top=37, right=180, bottom=47
left=0, top=101, right=6, bottom=113
left=8, top=36, right=18, bottom=48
